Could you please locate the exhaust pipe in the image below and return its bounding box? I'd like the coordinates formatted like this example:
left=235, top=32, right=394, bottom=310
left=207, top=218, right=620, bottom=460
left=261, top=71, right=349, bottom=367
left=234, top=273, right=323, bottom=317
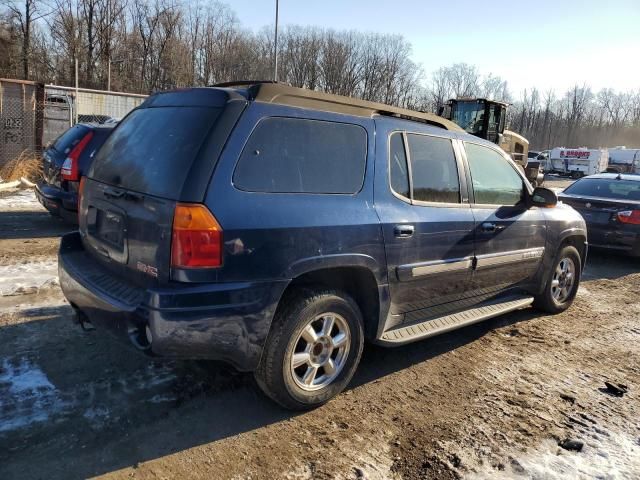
left=71, top=305, right=95, bottom=331
left=127, top=324, right=152, bottom=352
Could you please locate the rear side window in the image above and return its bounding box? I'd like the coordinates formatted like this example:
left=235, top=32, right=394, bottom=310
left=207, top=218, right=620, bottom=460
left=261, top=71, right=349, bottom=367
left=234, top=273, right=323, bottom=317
left=52, top=125, right=89, bottom=154
left=407, top=134, right=460, bottom=203
left=389, top=132, right=410, bottom=198
left=90, top=107, right=221, bottom=199
left=233, top=117, right=367, bottom=194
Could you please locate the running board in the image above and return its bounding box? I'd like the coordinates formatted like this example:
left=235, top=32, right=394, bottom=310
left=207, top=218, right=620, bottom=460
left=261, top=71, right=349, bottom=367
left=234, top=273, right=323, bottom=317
left=378, top=295, right=534, bottom=345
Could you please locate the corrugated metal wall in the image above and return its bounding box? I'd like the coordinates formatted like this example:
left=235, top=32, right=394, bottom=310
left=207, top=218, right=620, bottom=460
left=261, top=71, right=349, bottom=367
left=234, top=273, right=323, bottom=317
left=0, top=80, right=148, bottom=169
left=45, top=85, right=147, bottom=120
left=0, top=79, right=44, bottom=169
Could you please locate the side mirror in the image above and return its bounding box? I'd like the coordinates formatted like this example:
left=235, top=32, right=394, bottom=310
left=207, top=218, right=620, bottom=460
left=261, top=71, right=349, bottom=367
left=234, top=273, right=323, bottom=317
left=529, top=187, right=557, bottom=208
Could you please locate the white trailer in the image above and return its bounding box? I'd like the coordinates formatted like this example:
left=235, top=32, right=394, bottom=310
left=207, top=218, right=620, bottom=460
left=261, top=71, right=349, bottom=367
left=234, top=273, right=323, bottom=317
left=608, top=147, right=640, bottom=174
left=548, top=147, right=609, bottom=177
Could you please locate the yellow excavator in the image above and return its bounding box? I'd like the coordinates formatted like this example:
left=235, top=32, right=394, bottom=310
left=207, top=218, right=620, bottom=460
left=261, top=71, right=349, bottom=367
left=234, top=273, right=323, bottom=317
left=439, top=98, right=543, bottom=186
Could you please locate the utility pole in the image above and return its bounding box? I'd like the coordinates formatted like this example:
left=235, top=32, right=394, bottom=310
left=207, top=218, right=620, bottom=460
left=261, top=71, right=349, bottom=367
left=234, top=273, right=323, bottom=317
left=274, top=0, right=279, bottom=82
left=75, top=57, right=79, bottom=125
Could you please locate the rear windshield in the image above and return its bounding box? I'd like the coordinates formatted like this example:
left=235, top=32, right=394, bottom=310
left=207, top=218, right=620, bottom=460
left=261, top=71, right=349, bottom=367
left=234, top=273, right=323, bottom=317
left=52, top=125, right=89, bottom=154
left=564, top=178, right=640, bottom=201
left=90, top=107, right=221, bottom=199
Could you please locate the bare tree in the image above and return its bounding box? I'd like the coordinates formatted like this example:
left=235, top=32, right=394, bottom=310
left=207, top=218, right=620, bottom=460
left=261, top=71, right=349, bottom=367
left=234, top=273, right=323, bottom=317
left=1, top=0, right=639, bottom=149
left=3, top=0, right=50, bottom=79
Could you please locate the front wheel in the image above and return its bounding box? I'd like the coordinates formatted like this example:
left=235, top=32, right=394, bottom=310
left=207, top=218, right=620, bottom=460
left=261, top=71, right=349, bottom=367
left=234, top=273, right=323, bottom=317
left=255, top=289, right=364, bottom=410
left=534, top=245, right=581, bottom=313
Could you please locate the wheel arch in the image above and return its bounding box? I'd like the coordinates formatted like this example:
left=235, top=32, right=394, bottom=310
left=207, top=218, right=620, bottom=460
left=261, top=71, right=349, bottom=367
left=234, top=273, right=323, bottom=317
left=558, top=231, right=588, bottom=270
left=277, top=264, right=384, bottom=341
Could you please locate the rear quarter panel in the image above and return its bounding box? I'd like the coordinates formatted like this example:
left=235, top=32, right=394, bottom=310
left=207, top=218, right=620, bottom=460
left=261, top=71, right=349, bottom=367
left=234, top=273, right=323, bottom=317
left=196, top=102, right=387, bottom=287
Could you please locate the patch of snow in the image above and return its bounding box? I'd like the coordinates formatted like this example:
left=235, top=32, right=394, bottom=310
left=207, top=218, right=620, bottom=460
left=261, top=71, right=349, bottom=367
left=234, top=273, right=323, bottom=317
left=0, top=357, right=67, bottom=433
left=0, top=188, right=44, bottom=212
left=0, top=260, right=59, bottom=296
left=468, top=433, right=640, bottom=480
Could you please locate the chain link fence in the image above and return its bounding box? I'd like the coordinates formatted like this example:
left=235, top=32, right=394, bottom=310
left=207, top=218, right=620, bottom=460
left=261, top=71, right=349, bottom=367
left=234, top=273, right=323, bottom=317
left=0, top=78, right=147, bottom=174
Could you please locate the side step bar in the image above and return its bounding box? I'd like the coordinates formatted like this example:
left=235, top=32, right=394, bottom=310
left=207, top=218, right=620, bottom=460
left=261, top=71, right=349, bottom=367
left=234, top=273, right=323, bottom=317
left=378, top=295, right=534, bottom=345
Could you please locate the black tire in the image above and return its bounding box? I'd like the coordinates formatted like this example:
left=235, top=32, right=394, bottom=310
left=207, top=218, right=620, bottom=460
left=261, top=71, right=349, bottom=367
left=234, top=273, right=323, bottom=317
left=254, top=288, right=364, bottom=410
left=534, top=245, right=581, bottom=314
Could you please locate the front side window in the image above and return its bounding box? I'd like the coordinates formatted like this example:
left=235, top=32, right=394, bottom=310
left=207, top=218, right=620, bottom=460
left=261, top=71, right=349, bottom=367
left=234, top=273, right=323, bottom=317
left=407, top=134, right=460, bottom=203
left=465, top=142, right=524, bottom=205
left=233, top=117, right=367, bottom=194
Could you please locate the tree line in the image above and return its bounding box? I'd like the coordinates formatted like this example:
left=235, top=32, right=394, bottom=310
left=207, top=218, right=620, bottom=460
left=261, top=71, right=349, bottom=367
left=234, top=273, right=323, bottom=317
left=1, top=0, right=639, bottom=149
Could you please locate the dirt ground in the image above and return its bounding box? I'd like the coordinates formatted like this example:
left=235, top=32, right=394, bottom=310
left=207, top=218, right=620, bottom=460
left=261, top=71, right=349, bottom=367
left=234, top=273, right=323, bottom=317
left=1, top=185, right=639, bottom=480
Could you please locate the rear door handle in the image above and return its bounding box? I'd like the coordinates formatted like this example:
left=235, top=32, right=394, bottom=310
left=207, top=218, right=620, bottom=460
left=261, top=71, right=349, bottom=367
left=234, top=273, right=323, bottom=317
left=481, top=222, right=505, bottom=233
left=394, top=225, right=414, bottom=238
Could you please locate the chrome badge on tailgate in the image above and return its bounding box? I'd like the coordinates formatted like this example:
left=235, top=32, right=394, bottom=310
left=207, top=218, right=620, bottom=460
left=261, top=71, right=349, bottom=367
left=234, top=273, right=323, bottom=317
left=136, top=261, right=158, bottom=278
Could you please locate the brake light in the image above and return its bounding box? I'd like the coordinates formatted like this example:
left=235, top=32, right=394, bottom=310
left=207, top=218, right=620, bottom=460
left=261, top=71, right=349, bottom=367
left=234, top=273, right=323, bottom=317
left=171, top=203, right=223, bottom=268
left=617, top=209, right=640, bottom=225
left=61, top=131, right=94, bottom=181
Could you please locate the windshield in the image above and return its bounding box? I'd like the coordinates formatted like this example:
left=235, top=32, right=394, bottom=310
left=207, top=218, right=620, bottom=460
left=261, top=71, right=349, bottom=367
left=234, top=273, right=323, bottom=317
left=52, top=125, right=89, bottom=154
left=89, top=107, right=221, bottom=199
left=564, top=178, right=640, bottom=201
left=452, top=102, right=485, bottom=136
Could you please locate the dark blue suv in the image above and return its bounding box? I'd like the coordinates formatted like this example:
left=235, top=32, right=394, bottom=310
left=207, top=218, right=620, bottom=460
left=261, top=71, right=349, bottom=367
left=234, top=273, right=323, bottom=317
left=58, top=83, right=587, bottom=409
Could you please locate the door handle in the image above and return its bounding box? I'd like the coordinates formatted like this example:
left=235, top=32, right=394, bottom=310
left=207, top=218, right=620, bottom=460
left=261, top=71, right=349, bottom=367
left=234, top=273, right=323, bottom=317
left=394, top=225, right=414, bottom=238
left=481, top=222, right=505, bottom=233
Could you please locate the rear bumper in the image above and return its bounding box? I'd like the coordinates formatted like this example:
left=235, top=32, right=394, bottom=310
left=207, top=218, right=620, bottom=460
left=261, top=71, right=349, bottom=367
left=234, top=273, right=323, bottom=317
left=587, top=224, right=640, bottom=256
left=58, top=232, right=289, bottom=371
left=35, top=183, right=78, bottom=223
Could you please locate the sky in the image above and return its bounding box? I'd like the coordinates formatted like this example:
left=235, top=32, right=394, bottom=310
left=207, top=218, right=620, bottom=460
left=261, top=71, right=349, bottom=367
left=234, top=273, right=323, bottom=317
left=225, top=0, right=640, bottom=97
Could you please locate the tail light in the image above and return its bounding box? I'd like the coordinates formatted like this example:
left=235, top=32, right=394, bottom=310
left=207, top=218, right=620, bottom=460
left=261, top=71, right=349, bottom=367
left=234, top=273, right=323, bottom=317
left=617, top=209, right=640, bottom=225
left=61, top=131, right=94, bottom=181
left=171, top=203, right=223, bottom=268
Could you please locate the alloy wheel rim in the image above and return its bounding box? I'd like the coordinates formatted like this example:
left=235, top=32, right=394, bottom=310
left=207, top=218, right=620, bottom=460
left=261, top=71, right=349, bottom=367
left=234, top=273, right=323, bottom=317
left=290, top=313, right=350, bottom=392
left=551, top=257, right=576, bottom=304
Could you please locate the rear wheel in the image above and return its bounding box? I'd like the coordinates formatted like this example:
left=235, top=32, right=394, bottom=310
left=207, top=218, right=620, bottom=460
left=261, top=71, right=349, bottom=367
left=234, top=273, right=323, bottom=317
left=534, top=245, right=581, bottom=313
left=255, top=289, right=364, bottom=410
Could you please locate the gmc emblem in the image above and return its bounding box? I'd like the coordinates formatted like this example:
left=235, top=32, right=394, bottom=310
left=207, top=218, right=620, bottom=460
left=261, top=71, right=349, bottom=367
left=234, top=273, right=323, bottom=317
left=136, top=261, right=158, bottom=278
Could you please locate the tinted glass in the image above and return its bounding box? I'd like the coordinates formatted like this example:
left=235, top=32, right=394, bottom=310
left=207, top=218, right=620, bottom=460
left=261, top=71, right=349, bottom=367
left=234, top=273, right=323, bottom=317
left=234, top=118, right=367, bottom=194
left=52, top=125, right=89, bottom=154
left=564, top=178, right=640, bottom=201
left=389, top=132, right=409, bottom=198
left=407, top=134, right=460, bottom=203
left=466, top=143, right=524, bottom=205
left=90, top=107, right=220, bottom=199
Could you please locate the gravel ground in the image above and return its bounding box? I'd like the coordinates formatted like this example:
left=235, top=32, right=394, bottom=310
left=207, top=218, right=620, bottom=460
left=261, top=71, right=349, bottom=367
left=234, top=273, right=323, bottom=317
left=1, top=188, right=639, bottom=480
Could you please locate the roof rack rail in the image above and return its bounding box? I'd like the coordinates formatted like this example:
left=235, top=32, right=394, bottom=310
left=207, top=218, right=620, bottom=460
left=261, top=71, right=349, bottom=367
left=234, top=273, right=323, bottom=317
left=212, top=80, right=278, bottom=88
left=211, top=81, right=462, bottom=132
